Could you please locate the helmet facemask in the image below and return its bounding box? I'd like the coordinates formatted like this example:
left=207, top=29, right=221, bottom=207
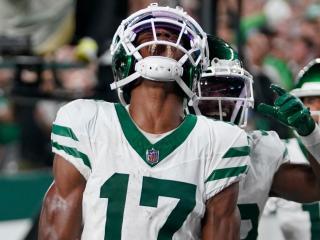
left=192, top=58, right=254, bottom=127
left=110, top=3, right=209, bottom=105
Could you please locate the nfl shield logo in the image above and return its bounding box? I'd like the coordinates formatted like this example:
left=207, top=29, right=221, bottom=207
left=146, top=148, right=159, bottom=165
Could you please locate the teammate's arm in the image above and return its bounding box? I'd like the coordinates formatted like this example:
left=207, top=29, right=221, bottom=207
left=270, top=156, right=320, bottom=203
left=38, top=154, right=86, bottom=240
left=258, top=84, right=320, bottom=202
left=202, top=182, right=240, bottom=240
left=268, top=137, right=320, bottom=202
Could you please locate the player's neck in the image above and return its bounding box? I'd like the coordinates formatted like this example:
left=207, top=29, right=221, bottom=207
left=129, top=80, right=184, bottom=134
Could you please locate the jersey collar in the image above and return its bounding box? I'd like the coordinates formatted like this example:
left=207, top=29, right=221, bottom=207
left=115, top=103, right=197, bottom=167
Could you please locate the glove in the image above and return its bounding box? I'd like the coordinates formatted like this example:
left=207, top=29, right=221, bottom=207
left=257, top=84, right=315, bottom=136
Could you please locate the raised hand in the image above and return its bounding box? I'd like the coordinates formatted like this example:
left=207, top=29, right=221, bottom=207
left=257, top=84, right=315, bottom=136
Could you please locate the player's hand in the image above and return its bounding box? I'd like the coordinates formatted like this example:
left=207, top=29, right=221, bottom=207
left=257, top=84, right=315, bottom=136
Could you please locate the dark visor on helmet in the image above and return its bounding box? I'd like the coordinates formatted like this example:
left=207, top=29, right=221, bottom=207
left=198, top=76, right=245, bottom=98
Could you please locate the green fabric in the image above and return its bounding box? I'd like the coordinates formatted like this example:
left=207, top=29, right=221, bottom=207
left=264, top=55, right=294, bottom=90
left=0, top=123, right=20, bottom=144
left=115, top=103, right=197, bottom=167
left=238, top=203, right=260, bottom=240
left=255, top=117, right=271, bottom=131
left=52, top=140, right=91, bottom=169
left=52, top=124, right=79, bottom=141
left=302, top=203, right=320, bottom=240
left=100, top=173, right=129, bottom=240
left=0, top=170, right=53, bottom=220
left=206, top=165, right=248, bottom=182
left=0, top=98, right=20, bottom=144
left=223, top=146, right=250, bottom=158
left=140, top=177, right=196, bottom=240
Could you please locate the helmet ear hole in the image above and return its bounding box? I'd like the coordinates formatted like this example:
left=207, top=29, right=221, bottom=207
left=213, top=58, right=219, bottom=64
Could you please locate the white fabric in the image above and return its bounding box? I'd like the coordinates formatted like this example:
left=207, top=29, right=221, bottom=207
left=51, top=99, right=249, bottom=240
left=277, top=208, right=311, bottom=240
left=238, top=130, right=289, bottom=239
left=273, top=138, right=312, bottom=240
left=300, top=124, right=320, bottom=164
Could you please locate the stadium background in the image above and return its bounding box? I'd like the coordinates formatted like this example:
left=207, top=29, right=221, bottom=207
left=0, top=0, right=319, bottom=239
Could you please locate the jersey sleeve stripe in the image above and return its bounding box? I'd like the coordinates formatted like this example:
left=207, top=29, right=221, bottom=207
left=222, top=146, right=250, bottom=158
left=282, top=146, right=288, bottom=160
left=51, top=141, right=91, bottom=169
left=205, top=165, right=248, bottom=182
left=52, top=124, right=79, bottom=141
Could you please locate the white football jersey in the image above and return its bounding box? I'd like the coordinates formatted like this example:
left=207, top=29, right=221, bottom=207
left=51, top=99, right=249, bottom=240
left=238, top=130, right=289, bottom=240
left=275, top=138, right=320, bottom=240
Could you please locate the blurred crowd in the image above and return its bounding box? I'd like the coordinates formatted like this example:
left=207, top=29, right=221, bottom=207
left=217, top=0, right=320, bottom=136
left=0, top=0, right=319, bottom=172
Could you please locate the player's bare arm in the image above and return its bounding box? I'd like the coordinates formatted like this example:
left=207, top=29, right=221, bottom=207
left=270, top=139, right=320, bottom=202
left=38, top=154, right=86, bottom=240
left=202, top=182, right=240, bottom=240
left=270, top=162, right=320, bottom=202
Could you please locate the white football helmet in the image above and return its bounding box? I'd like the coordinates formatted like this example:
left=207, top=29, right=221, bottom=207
left=192, top=36, right=254, bottom=127
left=291, top=58, right=320, bottom=123
left=110, top=3, right=209, bottom=105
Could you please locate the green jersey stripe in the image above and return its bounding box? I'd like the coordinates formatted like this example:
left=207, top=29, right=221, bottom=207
left=223, top=146, right=250, bottom=158
left=114, top=103, right=197, bottom=167
left=206, top=165, right=248, bottom=182
left=52, top=141, right=91, bottom=169
left=52, top=124, right=79, bottom=141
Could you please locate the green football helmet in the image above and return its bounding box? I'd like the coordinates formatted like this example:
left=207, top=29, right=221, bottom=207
left=292, top=58, right=320, bottom=97
left=291, top=58, right=320, bottom=122
left=110, top=3, right=209, bottom=105
left=192, top=35, right=254, bottom=127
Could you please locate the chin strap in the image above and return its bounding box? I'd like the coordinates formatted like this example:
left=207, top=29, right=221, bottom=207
left=117, top=88, right=128, bottom=106
left=111, top=56, right=198, bottom=105
left=110, top=56, right=183, bottom=90
left=190, top=97, right=201, bottom=115
left=110, top=71, right=141, bottom=90
left=135, top=56, right=183, bottom=81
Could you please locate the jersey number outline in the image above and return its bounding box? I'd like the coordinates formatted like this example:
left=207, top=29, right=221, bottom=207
left=238, top=203, right=260, bottom=240
left=100, top=173, right=197, bottom=240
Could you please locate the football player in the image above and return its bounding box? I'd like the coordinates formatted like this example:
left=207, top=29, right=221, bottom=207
left=272, top=59, right=320, bottom=240
left=192, top=35, right=320, bottom=240
left=38, top=4, right=250, bottom=240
